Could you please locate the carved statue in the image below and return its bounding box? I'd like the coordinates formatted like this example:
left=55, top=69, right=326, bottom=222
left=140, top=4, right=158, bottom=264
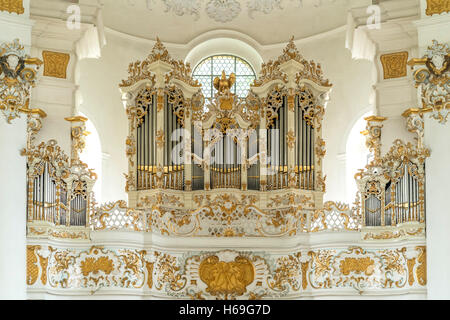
left=213, top=71, right=236, bottom=111
left=213, top=70, right=236, bottom=94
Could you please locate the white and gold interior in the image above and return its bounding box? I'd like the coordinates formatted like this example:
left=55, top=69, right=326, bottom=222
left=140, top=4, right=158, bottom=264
left=0, top=0, right=449, bottom=300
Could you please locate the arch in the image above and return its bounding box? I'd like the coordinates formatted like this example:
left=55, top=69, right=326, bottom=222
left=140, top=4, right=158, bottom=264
left=185, top=37, right=263, bottom=76
left=345, top=111, right=372, bottom=204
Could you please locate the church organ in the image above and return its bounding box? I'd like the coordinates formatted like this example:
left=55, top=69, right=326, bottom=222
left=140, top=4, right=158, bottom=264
left=24, top=117, right=96, bottom=237
left=120, top=38, right=331, bottom=200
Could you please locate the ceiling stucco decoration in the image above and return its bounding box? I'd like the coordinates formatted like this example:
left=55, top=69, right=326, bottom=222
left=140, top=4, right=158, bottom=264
left=247, top=0, right=282, bottom=18
left=206, top=0, right=241, bottom=23
left=124, top=0, right=341, bottom=23
left=162, top=0, right=202, bottom=20
left=103, top=0, right=349, bottom=44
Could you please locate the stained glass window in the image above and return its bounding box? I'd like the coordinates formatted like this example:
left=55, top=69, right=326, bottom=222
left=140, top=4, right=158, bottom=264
left=193, top=55, right=256, bottom=98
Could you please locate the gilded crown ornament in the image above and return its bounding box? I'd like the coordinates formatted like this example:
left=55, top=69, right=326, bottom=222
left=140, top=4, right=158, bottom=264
left=120, top=37, right=199, bottom=88
left=253, top=36, right=331, bottom=88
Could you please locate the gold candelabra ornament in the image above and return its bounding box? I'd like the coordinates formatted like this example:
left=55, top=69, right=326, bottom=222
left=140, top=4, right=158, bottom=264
left=0, top=39, right=44, bottom=123
left=65, top=116, right=90, bottom=164
left=407, top=40, right=450, bottom=124
left=360, top=116, right=387, bottom=164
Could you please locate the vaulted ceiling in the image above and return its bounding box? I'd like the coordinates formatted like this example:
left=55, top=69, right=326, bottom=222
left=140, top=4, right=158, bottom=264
left=99, top=0, right=368, bottom=45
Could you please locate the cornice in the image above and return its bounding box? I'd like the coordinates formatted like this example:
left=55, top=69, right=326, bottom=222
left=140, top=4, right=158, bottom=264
left=105, top=25, right=347, bottom=55
left=27, top=230, right=426, bottom=252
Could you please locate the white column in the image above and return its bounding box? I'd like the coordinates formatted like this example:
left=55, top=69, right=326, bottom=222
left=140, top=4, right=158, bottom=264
left=414, top=9, right=450, bottom=300
left=0, top=2, right=33, bottom=300
left=425, top=120, right=450, bottom=299
left=0, top=118, right=27, bottom=299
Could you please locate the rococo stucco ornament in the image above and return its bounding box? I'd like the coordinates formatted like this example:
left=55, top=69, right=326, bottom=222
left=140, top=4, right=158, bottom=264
left=0, top=39, right=43, bottom=123
left=247, top=0, right=282, bottom=18
left=162, top=0, right=202, bottom=20
left=408, top=40, right=450, bottom=124
left=27, top=245, right=427, bottom=299
left=132, top=0, right=339, bottom=22
left=205, top=0, right=241, bottom=23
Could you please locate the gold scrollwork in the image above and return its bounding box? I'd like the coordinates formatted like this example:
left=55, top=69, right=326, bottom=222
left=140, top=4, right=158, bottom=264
left=425, top=0, right=450, bottom=16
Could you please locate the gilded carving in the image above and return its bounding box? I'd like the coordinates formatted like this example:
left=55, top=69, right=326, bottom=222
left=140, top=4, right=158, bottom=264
left=199, top=255, right=255, bottom=298
left=286, top=130, right=296, bottom=149
left=340, top=257, right=375, bottom=276
left=27, top=246, right=40, bottom=285
left=408, top=40, right=450, bottom=124
left=315, top=137, right=326, bottom=166
left=380, top=52, right=408, bottom=79
left=42, top=51, right=70, bottom=79
left=156, top=129, right=165, bottom=149
left=154, top=252, right=186, bottom=292
left=120, top=38, right=198, bottom=88
left=425, top=0, right=450, bottom=15
left=406, top=257, right=416, bottom=286
left=361, top=116, right=386, bottom=163
left=253, top=37, right=331, bottom=88
left=28, top=246, right=427, bottom=298
left=0, top=39, right=43, bottom=123
left=146, top=262, right=154, bottom=289
left=416, top=246, right=427, bottom=286
left=269, top=253, right=301, bottom=292
left=0, top=0, right=24, bottom=14
left=80, top=256, right=114, bottom=277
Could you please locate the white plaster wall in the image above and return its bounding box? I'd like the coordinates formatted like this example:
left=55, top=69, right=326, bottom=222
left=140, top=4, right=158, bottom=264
left=297, top=34, right=374, bottom=203
left=425, top=119, right=450, bottom=299
left=76, top=33, right=155, bottom=203
left=0, top=118, right=27, bottom=299
left=380, top=117, right=416, bottom=156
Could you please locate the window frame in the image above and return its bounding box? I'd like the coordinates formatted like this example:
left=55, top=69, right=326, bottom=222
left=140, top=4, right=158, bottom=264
left=192, top=55, right=256, bottom=98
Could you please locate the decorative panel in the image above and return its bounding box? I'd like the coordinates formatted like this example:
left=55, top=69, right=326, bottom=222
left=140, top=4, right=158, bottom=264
left=42, top=51, right=70, bottom=79
left=27, top=244, right=427, bottom=299
left=0, top=0, right=24, bottom=14
left=380, top=52, right=409, bottom=79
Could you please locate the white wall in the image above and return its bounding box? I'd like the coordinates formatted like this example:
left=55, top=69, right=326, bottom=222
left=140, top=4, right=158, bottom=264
left=76, top=33, right=155, bottom=203
left=425, top=119, right=450, bottom=299
left=0, top=118, right=27, bottom=299
left=297, top=34, right=374, bottom=202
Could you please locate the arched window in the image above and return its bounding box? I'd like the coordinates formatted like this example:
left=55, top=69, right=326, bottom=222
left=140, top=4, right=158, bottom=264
left=193, top=55, right=256, bottom=98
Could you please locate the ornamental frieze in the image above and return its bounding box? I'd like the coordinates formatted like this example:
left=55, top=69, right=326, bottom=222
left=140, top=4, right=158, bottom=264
left=27, top=245, right=427, bottom=299
left=90, top=194, right=364, bottom=237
